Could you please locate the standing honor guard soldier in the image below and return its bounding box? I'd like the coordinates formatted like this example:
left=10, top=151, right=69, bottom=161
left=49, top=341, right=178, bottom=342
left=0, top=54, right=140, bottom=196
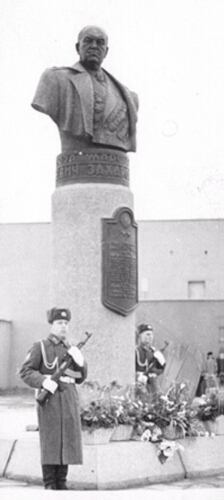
left=135, top=324, right=166, bottom=401
left=20, top=307, right=87, bottom=490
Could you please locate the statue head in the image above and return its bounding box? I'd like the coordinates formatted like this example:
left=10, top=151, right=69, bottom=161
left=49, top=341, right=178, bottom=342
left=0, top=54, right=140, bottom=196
left=76, top=25, right=109, bottom=70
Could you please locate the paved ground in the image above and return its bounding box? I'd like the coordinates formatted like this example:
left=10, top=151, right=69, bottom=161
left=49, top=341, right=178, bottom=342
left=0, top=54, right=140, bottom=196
left=0, top=475, right=224, bottom=490
left=0, top=391, right=224, bottom=493
left=0, top=391, right=38, bottom=439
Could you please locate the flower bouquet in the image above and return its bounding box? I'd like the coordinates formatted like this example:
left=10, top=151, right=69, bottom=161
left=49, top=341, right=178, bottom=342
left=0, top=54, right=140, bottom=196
left=80, top=381, right=119, bottom=432
left=78, top=379, right=206, bottom=446
left=195, top=389, right=219, bottom=422
left=79, top=381, right=120, bottom=443
left=110, top=385, right=144, bottom=440
left=79, top=381, right=145, bottom=442
left=139, top=381, right=198, bottom=439
left=193, top=389, right=219, bottom=436
left=140, top=423, right=184, bottom=465
left=157, top=440, right=184, bottom=464
left=140, top=423, right=163, bottom=443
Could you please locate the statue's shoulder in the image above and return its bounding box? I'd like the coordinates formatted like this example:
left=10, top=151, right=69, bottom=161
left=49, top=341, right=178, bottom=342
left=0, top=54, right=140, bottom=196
left=129, top=90, right=139, bottom=109
left=130, top=90, right=138, bottom=101
left=50, top=66, right=78, bottom=72
left=43, top=66, right=79, bottom=77
left=121, top=85, right=139, bottom=111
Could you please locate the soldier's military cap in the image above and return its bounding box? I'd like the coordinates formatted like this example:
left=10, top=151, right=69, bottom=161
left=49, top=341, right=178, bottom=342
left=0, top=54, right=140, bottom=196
left=47, top=307, right=71, bottom=324
left=137, top=324, right=154, bottom=335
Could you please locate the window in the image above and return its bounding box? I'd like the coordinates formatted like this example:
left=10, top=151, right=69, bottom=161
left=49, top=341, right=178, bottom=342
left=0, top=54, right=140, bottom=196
left=188, top=281, right=205, bottom=299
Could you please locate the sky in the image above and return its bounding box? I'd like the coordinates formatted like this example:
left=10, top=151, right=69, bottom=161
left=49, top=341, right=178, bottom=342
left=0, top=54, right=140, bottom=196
left=1, top=0, right=224, bottom=222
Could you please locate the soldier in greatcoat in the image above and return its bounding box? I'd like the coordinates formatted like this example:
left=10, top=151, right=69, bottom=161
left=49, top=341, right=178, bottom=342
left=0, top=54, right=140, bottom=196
left=135, top=324, right=166, bottom=401
left=20, top=307, right=87, bottom=490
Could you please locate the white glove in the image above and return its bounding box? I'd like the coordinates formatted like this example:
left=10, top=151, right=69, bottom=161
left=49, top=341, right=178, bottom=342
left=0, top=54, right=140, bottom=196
left=154, top=350, right=166, bottom=366
left=137, top=373, right=147, bottom=384
left=68, top=346, right=84, bottom=366
left=42, top=377, right=58, bottom=394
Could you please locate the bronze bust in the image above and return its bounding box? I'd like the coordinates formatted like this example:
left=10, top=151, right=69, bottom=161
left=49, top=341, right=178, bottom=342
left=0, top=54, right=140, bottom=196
left=32, top=26, right=139, bottom=154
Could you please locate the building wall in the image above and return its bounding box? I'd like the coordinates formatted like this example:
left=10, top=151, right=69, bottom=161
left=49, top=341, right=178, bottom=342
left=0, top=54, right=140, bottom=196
left=138, top=219, right=224, bottom=300
left=0, top=223, right=51, bottom=386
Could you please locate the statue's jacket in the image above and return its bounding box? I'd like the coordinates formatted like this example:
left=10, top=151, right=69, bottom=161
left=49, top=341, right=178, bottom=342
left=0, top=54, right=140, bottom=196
left=20, top=334, right=87, bottom=465
left=31, top=62, right=139, bottom=152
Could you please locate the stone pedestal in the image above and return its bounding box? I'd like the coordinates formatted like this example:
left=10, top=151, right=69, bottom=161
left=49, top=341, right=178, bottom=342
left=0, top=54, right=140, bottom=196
left=51, top=181, right=136, bottom=385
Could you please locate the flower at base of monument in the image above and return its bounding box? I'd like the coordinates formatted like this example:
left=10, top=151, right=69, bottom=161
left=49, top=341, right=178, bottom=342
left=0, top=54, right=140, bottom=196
left=79, top=380, right=145, bottom=430
left=157, top=440, right=184, bottom=464
left=141, top=380, right=196, bottom=437
left=195, top=389, right=219, bottom=422
left=141, top=429, right=152, bottom=442
left=180, top=383, right=186, bottom=390
left=81, top=399, right=118, bottom=430
left=140, top=424, right=162, bottom=443
left=110, top=386, right=144, bottom=425
left=79, top=381, right=119, bottom=430
left=79, top=379, right=203, bottom=438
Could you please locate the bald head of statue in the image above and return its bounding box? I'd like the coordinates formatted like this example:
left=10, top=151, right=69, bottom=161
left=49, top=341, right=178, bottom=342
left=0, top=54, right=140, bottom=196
left=76, top=25, right=109, bottom=70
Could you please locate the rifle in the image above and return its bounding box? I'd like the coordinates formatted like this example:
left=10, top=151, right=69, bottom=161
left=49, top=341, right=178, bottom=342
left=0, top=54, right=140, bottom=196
left=144, top=341, right=169, bottom=377
left=36, top=331, right=92, bottom=407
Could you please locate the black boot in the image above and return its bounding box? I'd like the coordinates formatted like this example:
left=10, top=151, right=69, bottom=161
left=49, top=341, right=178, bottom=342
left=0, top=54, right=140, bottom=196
left=42, top=464, right=57, bottom=489
left=56, top=465, right=68, bottom=490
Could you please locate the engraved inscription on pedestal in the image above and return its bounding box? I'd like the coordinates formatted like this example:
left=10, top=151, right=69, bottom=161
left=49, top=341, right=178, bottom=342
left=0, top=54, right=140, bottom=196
left=56, top=149, right=129, bottom=187
left=102, top=207, right=138, bottom=316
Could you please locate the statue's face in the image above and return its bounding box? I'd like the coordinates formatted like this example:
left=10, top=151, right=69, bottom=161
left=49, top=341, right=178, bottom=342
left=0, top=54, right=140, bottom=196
left=76, top=26, right=108, bottom=70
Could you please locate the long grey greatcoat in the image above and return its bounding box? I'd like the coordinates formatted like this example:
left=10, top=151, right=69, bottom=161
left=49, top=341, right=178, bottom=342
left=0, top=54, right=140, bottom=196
left=20, top=334, right=87, bottom=465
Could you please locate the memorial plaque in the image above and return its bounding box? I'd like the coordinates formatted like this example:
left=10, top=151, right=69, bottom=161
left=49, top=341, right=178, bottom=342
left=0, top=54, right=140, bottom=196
left=102, top=207, right=138, bottom=316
